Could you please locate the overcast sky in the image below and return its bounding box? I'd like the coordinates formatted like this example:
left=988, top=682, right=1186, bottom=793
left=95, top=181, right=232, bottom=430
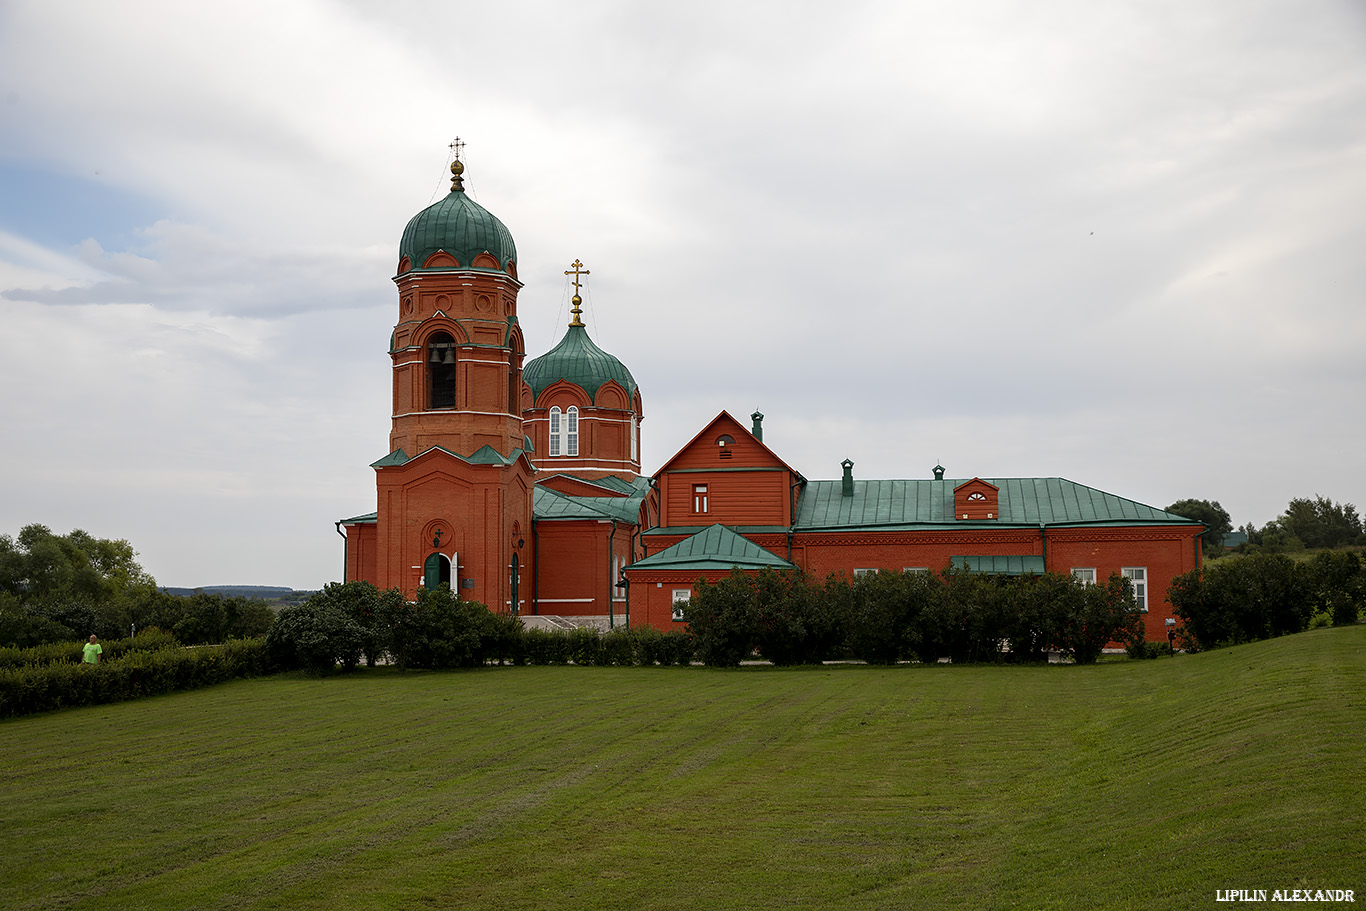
left=2, top=0, right=1364, bottom=589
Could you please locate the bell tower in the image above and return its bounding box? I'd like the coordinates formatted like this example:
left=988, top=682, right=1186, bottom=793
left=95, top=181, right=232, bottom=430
left=358, top=144, right=536, bottom=608
left=388, top=147, right=528, bottom=458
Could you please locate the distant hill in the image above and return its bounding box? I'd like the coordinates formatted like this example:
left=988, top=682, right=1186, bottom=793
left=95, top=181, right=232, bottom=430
left=160, top=585, right=316, bottom=601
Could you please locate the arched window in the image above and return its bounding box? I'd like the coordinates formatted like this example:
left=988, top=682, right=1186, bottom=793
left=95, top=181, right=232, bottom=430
left=549, top=407, right=562, bottom=457
left=566, top=406, right=579, bottom=456
left=427, top=333, right=456, bottom=409
left=630, top=414, right=638, bottom=462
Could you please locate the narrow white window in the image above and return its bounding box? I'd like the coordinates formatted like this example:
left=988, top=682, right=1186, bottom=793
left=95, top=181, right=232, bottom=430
left=672, top=589, right=690, bottom=622
left=549, top=407, right=562, bottom=457
left=693, top=484, right=708, bottom=513
left=1072, top=568, right=1097, bottom=586
left=630, top=414, right=638, bottom=462
left=567, top=406, right=579, bottom=457
left=1122, top=567, right=1148, bottom=612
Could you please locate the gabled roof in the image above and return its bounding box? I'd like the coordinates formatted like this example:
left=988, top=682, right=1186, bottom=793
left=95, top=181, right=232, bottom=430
left=627, top=524, right=794, bottom=572
left=795, top=477, right=1202, bottom=530
left=653, top=410, right=804, bottom=480
left=533, top=475, right=649, bottom=524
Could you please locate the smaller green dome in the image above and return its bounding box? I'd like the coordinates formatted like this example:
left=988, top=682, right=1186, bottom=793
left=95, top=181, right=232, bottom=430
left=524, top=325, right=638, bottom=401
left=398, top=185, right=516, bottom=274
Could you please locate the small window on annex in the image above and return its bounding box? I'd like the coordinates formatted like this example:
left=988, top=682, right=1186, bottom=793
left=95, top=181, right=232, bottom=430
left=1072, top=568, right=1097, bottom=586
left=1122, top=567, right=1148, bottom=612
left=427, top=333, right=457, bottom=409
left=853, top=568, right=877, bottom=578
left=693, top=484, right=708, bottom=514
left=672, top=589, right=690, bottom=622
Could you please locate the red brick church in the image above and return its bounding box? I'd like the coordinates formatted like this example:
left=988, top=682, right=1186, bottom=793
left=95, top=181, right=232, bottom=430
left=338, top=156, right=1201, bottom=641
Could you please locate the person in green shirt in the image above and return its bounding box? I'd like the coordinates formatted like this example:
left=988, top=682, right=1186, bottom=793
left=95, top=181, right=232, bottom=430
left=82, top=635, right=103, bottom=665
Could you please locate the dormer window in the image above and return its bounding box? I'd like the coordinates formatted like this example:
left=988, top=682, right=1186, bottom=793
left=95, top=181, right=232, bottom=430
left=427, top=333, right=456, bottom=409
left=717, top=434, right=735, bottom=460
left=954, top=478, right=1000, bottom=520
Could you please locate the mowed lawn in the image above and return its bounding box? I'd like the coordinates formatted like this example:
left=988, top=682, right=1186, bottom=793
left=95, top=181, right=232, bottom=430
left=3, top=627, right=1364, bottom=911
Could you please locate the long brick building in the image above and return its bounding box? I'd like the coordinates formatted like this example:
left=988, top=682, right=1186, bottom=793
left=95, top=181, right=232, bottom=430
left=339, top=157, right=1202, bottom=641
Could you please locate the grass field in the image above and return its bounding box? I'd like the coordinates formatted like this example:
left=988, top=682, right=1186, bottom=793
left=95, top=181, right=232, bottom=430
left=3, top=626, right=1364, bottom=910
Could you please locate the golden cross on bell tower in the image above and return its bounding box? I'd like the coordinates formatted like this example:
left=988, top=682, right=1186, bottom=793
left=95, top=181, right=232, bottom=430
left=448, top=136, right=466, bottom=192
left=564, top=259, right=590, bottom=327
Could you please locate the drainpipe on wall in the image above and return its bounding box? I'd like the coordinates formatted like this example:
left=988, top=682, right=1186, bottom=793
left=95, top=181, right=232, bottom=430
left=532, top=522, right=540, bottom=615
left=334, top=521, right=348, bottom=582
left=607, top=519, right=618, bottom=629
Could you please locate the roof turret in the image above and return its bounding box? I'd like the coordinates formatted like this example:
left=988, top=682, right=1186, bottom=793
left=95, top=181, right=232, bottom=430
left=524, top=260, right=638, bottom=400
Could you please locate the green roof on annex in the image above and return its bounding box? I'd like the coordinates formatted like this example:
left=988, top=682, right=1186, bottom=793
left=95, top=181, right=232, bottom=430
left=628, top=524, right=794, bottom=573
left=794, top=478, right=1202, bottom=530
left=533, top=476, right=650, bottom=525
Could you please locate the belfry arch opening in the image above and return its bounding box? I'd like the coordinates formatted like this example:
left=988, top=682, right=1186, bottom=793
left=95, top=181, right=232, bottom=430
left=427, top=332, right=456, bottom=409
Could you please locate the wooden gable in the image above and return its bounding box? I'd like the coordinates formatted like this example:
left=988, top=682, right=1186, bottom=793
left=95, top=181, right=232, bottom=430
left=953, top=477, right=1000, bottom=520
left=654, top=411, right=803, bottom=529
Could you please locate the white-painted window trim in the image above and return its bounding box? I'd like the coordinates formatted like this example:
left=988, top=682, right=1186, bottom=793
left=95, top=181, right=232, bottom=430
left=853, top=568, right=877, bottom=578
left=549, top=407, right=562, bottom=457
left=1072, top=568, right=1097, bottom=586
left=672, top=589, right=690, bottom=622
left=566, top=406, right=579, bottom=457
left=1122, top=567, right=1148, bottom=612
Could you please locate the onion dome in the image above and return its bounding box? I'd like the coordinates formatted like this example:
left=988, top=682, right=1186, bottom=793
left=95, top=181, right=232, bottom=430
left=524, top=323, right=638, bottom=400
left=398, top=160, right=517, bottom=274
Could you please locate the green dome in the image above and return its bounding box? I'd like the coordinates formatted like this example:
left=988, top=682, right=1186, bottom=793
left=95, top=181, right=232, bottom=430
left=398, top=186, right=517, bottom=274
left=524, top=324, right=638, bottom=400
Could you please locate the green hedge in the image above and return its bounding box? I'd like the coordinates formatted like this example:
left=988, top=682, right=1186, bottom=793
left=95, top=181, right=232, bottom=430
left=0, top=638, right=269, bottom=718
left=0, top=628, right=182, bottom=669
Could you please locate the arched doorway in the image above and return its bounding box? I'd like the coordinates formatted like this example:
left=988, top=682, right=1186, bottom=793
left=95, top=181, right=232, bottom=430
left=509, top=553, right=520, bottom=616
left=423, top=552, right=452, bottom=590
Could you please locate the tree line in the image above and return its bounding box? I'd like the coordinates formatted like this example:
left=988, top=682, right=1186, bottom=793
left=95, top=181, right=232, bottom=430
left=0, top=525, right=274, bottom=647
left=1165, top=496, right=1363, bottom=556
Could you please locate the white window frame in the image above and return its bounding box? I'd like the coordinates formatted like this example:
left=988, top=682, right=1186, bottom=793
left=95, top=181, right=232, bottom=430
left=566, top=406, right=579, bottom=457
left=693, top=484, right=708, bottom=514
left=903, top=567, right=930, bottom=574
left=1072, top=567, right=1097, bottom=586
left=548, top=407, right=562, bottom=457
left=613, top=556, right=626, bottom=602
left=1122, top=567, right=1148, bottom=612
left=630, top=414, right=638, bottom=462
left=853, top=568, right=877, bottom=578
left=671, top=589, right=690, bottom=622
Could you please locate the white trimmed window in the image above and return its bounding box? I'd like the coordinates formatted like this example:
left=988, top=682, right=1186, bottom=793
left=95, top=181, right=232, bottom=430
left=1122, top=567, right=1148, bottom=612
left=613, top=556, right=626, bottom=602
left=630, top=414, right=638, bottom=462
left=1072, top=568, right=1097, bottom=586
left=566, top=406, right=579, bottom=457
left=672, top=589, right=690, bottom=622
left=853, top=568, right=877, bottom=578
left=548, top=407, right=562, bottom=457
left=693, top=484, right=708, bottom=513
left=903, top=567, right=930, bottom=574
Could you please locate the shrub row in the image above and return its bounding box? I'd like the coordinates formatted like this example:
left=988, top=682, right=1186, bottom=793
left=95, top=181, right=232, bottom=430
left=0, top=628, right=182, bottom=669
left=0, top=638, right=269, bottom=718
left=1169, top=550, right=1364, bottom=650
left=267, top=583, right=696, bottom=673
left=0, top=587, right=276, bottom=648
left=686, top=567, right=1143, bottom=667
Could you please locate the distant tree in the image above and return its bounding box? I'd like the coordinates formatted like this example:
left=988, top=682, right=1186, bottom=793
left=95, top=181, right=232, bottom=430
left=1272, top=496, right=1363, bottom=550
left=1165, top=499, right=1233, bottom=556
left=0, top=525, right=156, bottom=644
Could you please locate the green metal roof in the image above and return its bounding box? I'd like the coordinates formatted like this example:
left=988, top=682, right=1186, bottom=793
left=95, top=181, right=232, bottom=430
left=533, top=475, right=649, bottom=524
left=523, top=324, right=637, bottom=399
left=794, top=478, right=1202, bottom=530
left=951, top=555, right=1046, bottom=575
left=628, top=524, right=794, bottom=573
left=398, top=187, right=516, bottom=274
left=370, top=445, right=531, bottom=469
left=338, top=512, right=377, bottom=525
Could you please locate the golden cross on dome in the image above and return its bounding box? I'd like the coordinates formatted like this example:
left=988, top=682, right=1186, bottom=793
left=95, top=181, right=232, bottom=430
left=448, top=137, right=466, bottom=191
left=565, top=259, right=590, bottom=326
